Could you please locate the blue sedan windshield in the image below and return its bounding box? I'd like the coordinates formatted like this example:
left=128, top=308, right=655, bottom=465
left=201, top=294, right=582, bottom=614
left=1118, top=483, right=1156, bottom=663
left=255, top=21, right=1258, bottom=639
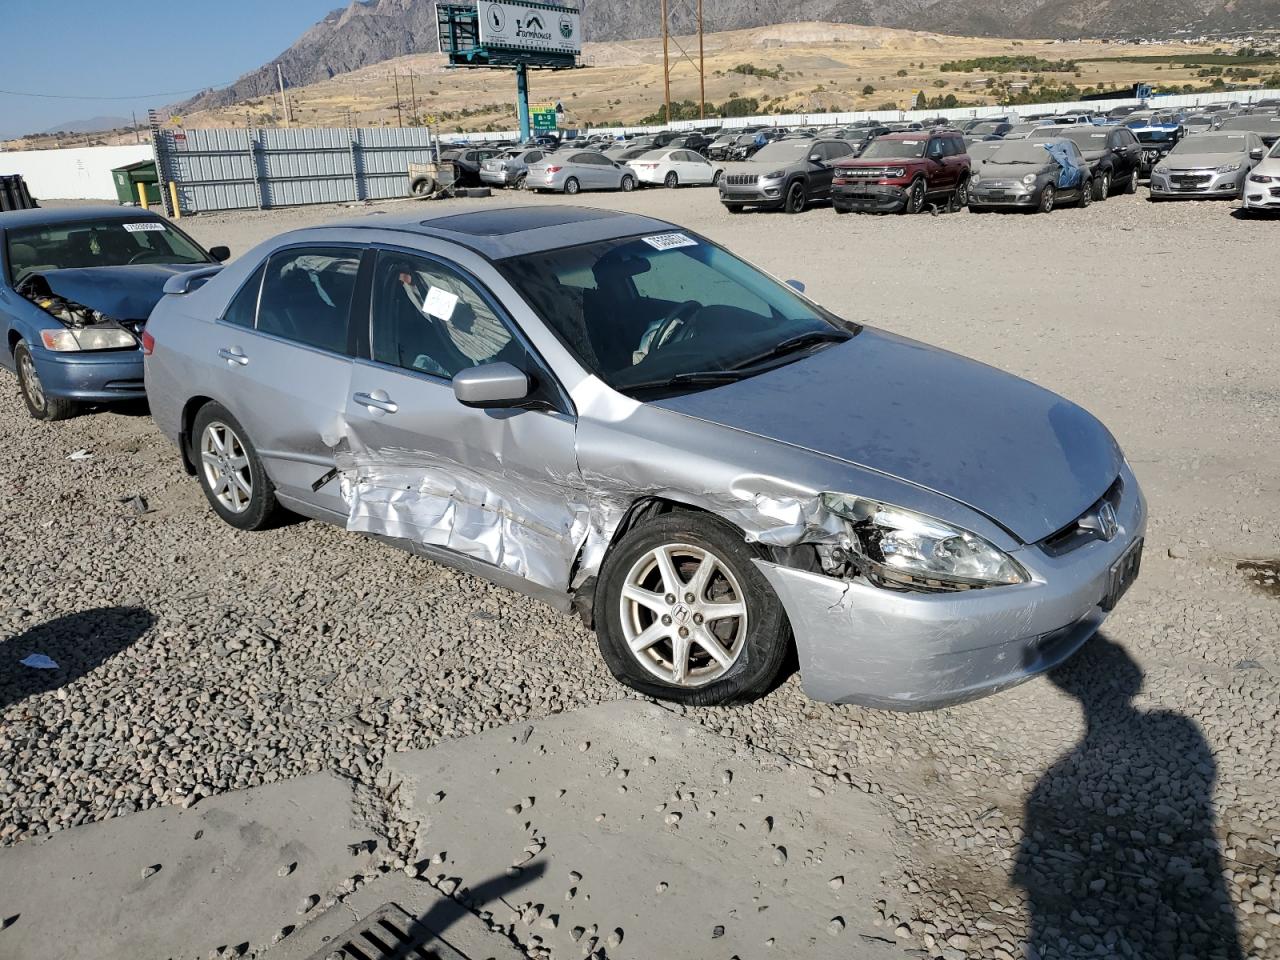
left=6, top=217, right=207, bottom=284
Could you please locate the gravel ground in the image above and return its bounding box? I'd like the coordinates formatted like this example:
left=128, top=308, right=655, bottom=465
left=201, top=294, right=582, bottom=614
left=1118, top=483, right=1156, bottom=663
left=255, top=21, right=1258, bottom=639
left=2, top=188, right=1278, bottom=960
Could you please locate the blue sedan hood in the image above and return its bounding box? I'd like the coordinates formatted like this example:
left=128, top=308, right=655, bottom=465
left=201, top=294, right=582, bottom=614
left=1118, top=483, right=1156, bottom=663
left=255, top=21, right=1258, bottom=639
left=32, top=264, right=212, bottom=321
left=653, top=328, right=1122, bottom=543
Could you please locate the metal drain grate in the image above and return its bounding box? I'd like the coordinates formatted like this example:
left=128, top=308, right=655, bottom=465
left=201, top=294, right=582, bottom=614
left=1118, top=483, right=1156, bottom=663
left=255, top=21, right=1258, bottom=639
left=304, top=902, right=472, bottom=960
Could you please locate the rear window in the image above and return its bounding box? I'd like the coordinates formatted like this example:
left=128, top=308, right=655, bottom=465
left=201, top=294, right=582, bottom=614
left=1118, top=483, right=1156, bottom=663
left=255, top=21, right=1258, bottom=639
left=6, top=217, right=208, bottom=284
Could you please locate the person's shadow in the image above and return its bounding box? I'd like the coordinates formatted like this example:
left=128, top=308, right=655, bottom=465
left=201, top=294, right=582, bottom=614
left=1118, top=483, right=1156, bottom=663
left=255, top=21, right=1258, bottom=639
left=1014, top=635, right=1242, bottom=960
left=0, top=607, right=155, bottom=710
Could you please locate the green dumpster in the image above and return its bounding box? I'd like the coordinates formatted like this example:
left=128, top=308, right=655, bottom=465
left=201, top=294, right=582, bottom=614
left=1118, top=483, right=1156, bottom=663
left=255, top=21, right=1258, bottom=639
left=111, top=159, right=161, bottom=207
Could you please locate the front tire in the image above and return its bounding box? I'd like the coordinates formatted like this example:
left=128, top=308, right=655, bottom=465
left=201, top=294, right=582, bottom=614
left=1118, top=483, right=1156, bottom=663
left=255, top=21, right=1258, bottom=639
left=784, top=181, right=806, bottom=214
left=15, top=340, right=76, bottom=421
left=595, top=511, right=790, bottom=705
left=191, top=402, right=278, bottom=531
left=1078, top=179, right=1093, bottom=208
left=563, top=177, right=580, bottom=195
left=1037, top=183, right=1056, bottom=214
left=905, top=178, right=927, bottom=214
left=620, top=174, right=636, bottom=192
left=1092, top=170, right=1110, bottom=201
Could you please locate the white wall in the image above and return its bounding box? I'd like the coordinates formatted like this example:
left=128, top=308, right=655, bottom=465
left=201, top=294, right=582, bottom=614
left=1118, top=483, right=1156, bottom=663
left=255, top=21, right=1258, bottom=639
left=0, top=144, right=154, bottom=201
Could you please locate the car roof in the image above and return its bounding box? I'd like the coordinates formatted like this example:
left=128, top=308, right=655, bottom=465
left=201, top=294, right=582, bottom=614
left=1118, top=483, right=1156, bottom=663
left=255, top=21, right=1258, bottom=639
left=0, top=205, right=162, bottom=230
left=317, top=205, right=674, bottom=260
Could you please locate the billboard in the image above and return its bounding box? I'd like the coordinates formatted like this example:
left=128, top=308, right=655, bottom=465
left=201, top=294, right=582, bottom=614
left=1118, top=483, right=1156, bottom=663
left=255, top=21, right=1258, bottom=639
left=477, top=1, right=581, bottom=57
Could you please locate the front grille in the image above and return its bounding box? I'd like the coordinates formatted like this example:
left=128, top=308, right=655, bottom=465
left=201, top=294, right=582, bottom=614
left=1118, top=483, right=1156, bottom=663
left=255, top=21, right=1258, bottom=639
left=1040, top=476, right=1124, bottom=557
left=724, top=174, right=758, bottom=186
left=1170, top=172, right=1212, bottom=186
left=303, top=902, right=466, bottom=960
left=837, top=167, right=895, bottom=179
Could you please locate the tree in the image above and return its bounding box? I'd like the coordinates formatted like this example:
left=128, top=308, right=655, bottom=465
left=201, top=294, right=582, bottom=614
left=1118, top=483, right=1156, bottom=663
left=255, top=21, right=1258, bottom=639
left=862, top=84, right=876, bottom=96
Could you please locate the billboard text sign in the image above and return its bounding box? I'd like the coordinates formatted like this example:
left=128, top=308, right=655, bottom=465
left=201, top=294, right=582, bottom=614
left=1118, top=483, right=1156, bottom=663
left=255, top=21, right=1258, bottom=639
left=477, top=1, right=581, bottom=56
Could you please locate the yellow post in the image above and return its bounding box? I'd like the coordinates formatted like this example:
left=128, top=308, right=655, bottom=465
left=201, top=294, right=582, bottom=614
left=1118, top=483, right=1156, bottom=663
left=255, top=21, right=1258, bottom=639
left=136, top=181, right=149, bottom=210
left=168, top=180, right=181, bottom=219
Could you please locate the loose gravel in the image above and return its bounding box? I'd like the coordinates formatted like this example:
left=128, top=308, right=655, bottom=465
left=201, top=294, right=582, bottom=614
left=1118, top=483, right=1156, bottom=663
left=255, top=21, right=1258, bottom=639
left=2, top=189, right=1278, bottom=959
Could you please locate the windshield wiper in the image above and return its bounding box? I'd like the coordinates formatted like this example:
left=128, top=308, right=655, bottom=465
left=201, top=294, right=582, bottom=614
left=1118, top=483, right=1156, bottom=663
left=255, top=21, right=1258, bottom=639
left=728, top=329, right=851, bottom=371
left=623, top=370, right=748, bottom=396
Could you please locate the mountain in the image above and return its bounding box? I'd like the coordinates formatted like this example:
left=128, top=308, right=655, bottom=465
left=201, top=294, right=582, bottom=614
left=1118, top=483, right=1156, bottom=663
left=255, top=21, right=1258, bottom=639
left=40, top=115, right=133, bottom=135
left=176, top=0, right=1280, bottom=113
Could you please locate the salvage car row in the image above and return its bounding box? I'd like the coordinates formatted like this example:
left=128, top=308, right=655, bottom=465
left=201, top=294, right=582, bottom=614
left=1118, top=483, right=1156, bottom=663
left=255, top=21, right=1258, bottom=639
left=1, top=200, right=1147, bottom=713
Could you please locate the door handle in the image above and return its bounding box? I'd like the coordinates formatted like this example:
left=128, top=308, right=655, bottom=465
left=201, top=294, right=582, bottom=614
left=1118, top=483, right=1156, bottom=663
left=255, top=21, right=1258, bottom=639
left=218, top=347, right=249, bottom=366
left=353, top=390, right=398, bottom=414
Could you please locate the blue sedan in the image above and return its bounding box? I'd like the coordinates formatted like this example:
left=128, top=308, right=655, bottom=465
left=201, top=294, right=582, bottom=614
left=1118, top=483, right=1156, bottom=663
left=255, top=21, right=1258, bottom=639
left=0, top=206, right=226, bottom=420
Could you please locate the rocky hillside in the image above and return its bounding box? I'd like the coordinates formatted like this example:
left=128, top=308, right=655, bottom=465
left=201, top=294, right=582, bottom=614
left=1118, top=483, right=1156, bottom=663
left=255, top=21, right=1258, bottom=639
left=176, top=0, right=1279, bottom=113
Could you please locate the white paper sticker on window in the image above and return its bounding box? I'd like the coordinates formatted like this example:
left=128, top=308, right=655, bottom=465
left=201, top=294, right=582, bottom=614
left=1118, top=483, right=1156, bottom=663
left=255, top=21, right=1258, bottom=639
left=641, top=232, right=698, bottom=251
left=123, top=222, right=166, bottom=232
left=423, top=285, right=459, bottom=321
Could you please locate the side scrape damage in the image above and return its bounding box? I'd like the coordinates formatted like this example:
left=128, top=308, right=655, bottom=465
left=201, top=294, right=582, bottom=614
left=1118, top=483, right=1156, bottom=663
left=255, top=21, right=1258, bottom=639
left=328, top=431, right=850, bottom=596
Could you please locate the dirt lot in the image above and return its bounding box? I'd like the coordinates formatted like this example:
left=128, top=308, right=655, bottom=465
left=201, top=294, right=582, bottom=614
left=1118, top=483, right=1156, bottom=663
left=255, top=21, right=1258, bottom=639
left=2, top=187, right=1278, bottom=960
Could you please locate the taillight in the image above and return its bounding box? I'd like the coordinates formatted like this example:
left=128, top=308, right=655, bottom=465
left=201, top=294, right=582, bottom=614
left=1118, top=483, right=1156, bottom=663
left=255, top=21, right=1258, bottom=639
left=545, top=166, right=562, bottom=174
left=141, top=329, right=155, bottom=355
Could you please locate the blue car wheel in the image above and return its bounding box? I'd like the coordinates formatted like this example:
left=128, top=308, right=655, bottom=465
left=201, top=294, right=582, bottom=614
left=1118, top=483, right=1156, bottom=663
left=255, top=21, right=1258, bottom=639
left=14, top=340, right=77, bottom=421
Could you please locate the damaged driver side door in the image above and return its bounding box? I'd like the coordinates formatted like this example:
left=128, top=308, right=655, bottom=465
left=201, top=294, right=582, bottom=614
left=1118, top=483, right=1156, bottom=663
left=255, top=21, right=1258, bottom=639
left=340, top=248, right=583, bottom=594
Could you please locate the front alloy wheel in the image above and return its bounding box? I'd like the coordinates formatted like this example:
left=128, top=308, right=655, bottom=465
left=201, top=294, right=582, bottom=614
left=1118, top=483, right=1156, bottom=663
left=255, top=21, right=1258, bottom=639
left=14, top=340, right=76, bottom=421
left=784, top=181, right=806, bottom=214
left=1038, top=183, right=1056, bottom=213
left=192, top=402, right=278, bottom=531
left=905, top=178, right=927, bottom=214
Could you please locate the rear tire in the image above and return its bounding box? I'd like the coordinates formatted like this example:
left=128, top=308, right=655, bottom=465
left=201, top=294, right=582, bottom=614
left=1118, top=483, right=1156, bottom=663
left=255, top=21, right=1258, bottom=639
left=595, top=511, right=790, bottom=705
left=564, top=177, right=580, bottom=195
left=664, top=171, right=679, bottom=188
left=1093, top=170, right=1111, bottom=201
left=14, top=340, right=76, bottom=421
left=949, top=177, right=969, bottom=212
left=1123, top=172, right=1137, bottom=194
left=191, top=402, right=279, bottom=532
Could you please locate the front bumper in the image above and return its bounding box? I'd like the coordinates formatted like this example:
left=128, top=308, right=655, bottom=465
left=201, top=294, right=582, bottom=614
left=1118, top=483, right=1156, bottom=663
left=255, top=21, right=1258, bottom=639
left=718, top=178, right=785, bottom=208
left=832, top=182, right=907, bottom=212
left=756, top=469, right=1147, bottom=710
left=1149, top=168, right=1244, bottom=198
left=1243, top=178, right=1280, bottom=208
left=970, top=181, right=1039, bottom=207
left=30, top=344, right=146, bottom=402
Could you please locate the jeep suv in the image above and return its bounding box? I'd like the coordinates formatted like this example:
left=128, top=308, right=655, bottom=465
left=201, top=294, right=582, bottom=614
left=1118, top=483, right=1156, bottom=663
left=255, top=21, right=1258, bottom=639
left=832, top=131, right=970, bottom=214
left=716, top=137, right=857, bottom=213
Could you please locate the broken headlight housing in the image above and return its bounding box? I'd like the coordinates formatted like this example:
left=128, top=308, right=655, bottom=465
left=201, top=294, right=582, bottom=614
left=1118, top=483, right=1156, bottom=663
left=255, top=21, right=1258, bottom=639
left=821, top=493, right=1028, bottom=591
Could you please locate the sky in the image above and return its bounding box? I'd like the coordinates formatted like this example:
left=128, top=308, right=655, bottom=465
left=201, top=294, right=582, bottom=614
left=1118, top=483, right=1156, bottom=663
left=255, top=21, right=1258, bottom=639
left=0, top=0, right=343, bottom=138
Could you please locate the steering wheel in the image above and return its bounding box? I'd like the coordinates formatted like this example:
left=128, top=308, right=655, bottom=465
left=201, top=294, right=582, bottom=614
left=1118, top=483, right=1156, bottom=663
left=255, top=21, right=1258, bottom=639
left=644, top=300, right=702, bottom=357
left=126, top=250, right=164, bottom=265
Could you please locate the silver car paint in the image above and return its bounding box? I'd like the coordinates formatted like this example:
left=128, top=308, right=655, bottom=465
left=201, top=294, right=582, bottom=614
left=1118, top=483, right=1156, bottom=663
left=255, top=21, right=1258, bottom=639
left=145, top=211, right=1142, bottom=708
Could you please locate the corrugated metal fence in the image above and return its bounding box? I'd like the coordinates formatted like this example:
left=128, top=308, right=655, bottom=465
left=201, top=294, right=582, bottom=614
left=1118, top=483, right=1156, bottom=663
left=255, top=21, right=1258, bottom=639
left=154, top=127, right=437, bottom=214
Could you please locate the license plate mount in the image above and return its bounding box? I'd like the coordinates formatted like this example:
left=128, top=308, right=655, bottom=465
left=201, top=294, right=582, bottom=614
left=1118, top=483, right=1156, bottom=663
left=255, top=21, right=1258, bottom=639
left=1103, top=538, right=1143, bottom=611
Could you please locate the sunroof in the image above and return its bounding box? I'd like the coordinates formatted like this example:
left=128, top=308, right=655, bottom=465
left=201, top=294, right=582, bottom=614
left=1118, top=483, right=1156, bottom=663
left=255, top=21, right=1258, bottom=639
left=424, top=206, right=616, bottom=236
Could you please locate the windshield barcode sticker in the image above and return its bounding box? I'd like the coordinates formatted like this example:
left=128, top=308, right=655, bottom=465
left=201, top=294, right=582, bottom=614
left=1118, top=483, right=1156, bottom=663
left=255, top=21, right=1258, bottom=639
left=642, top=232, right=697, bottom=251
left=123, top=222, right=166, bottom=232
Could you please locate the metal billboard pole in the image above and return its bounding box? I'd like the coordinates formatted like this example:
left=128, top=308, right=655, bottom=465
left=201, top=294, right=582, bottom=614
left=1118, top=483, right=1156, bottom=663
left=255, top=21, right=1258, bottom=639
left=661, top=0, right=671, bottom=123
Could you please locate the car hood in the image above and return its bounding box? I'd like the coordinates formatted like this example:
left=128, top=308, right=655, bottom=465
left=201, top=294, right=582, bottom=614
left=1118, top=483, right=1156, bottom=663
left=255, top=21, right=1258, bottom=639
left=652, top=328, right=1122, bottom=544
left=977, top=161, right=1052, bottom=177
left=1160, top=151, right=1245, bottom=168
left=718, top=160, right=792, bottom=175
left=28, top=263, right=212, bottom=321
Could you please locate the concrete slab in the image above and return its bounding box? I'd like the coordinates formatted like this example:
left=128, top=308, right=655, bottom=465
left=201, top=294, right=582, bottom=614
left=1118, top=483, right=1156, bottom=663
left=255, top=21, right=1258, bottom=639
left=384, top=700, right=913, bottom=959
left=0, top=772, right=379, bottom=959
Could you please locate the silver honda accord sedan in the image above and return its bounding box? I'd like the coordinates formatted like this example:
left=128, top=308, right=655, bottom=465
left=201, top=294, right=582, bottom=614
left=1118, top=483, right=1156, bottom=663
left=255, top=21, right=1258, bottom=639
left=143, top=206, right=1145, bottom=710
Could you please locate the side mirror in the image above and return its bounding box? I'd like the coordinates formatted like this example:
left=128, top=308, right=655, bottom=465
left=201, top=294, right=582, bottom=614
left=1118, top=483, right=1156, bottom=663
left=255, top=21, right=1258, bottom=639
left=208, top=245, right=231, bottom=263
left=453, top=362, right=530, bottom=408
left=785, top=279, right=806, bottom=294
left=1250, top=147, right=1264, bottom=160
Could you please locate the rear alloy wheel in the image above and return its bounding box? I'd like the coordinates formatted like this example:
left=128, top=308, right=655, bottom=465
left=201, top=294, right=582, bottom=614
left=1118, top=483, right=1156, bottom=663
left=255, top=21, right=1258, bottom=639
left=514, top=173, right=527, bottom=190
left=620, top=174, right=636, bottom=192
left=949, top=178, right=969, bottom=212
left=1093, top=170, right=1111, bottom=201
left=905, top=178, right=927, bottom=214
left=664, top=171, right=679, bottom=188
left=596, top=512, right=790, bottom=705
left=564, top=177, right=580, bottom=195
left=192, top=402, right=278, bottom=531
left=784, top=181, right=806, bottom=214
left=14, top=340, right=76, bottom=421
left=1037, top=183, right=1056, bottom=213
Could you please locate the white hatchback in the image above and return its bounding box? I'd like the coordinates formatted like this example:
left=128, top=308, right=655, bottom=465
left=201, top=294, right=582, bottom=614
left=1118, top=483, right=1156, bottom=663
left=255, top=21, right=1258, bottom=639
left=627, top=149, right=720, bottom=188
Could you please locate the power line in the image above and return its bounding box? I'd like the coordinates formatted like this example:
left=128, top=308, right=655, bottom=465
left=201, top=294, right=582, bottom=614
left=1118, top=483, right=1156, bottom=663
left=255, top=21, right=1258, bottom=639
left=0, top=82, right=237, bottom=101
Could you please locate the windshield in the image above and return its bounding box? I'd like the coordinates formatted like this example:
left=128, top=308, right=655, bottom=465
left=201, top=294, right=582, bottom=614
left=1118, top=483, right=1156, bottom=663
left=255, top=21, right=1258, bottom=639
left=1171, top=135, right=1245, bottom=155
left=1137, top=129, right=1177, bottom=142
left=1033, top=128, right=1106, bottom=150
left=1271, top=140, right=1280, bottom=158
left=970, top=122, right=1005, bottom=136
left=498, top=233, right=855, bottom=398
left=750, top=140, right=812, bottom=162
left=860, top=139, right=927, bottom=159
left=5, top=217, right=209, bottom=284
left=985, top=142, right=1052, bottom=165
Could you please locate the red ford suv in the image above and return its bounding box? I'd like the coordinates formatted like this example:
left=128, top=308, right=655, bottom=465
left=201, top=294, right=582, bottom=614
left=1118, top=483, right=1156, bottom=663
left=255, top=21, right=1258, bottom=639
left=832, top=131, right=971, bottom=214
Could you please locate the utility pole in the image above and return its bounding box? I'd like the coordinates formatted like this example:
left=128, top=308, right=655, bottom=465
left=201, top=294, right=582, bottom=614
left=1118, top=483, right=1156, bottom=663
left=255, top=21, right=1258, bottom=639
left=276, top=64, right=292, bottom=125
left=661, top=0, right=671, bottom=123
left=409, top=72, right=418, bottom=123
left=698, top=0, right=705, bottom=119
left=393, top=69, right=403, bottom=127
left=132, top=110, right=140, bottom=144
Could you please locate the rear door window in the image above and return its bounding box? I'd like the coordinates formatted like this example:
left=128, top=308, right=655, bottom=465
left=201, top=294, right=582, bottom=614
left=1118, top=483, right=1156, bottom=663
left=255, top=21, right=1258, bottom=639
left=256, top=247, right=360, bottom=354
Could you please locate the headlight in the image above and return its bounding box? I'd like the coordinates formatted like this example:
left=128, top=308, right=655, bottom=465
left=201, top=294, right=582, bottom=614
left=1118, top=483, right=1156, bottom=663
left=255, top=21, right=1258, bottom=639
left=1249, top=173, right=1275, bottom=183
left=888, top=167, right=907, bottom=178
left=40, top=325, right=137, bottom=352
left=822, top=493, right=1028, bottom=590
left=761, top=170, right=784, bottom=180
left=1215, top=162, right=1242, bottom=174
left=1022, top=173, right=1038, bottom=185
left=969, top=172, right=980, bottom=184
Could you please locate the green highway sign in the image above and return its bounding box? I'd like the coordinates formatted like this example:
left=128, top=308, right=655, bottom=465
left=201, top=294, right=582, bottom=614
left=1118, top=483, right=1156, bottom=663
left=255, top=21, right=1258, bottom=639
left=532, top=107, right=557, bottom=131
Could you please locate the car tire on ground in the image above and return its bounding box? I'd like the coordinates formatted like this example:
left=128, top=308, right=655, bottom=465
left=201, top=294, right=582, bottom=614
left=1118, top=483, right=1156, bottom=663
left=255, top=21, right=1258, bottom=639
left=725, top=204, right=744, bottom=214
left=712, top=170, right=722, bottom=186
left=834, top=204, right=850, bottom=214
left=410, top=177, right=434, bottom=197
left=1037, top=183, right=1056, bottom=214
left=664, top=171, right=679, bottom=188
left=594, top=510, right=791, bottom=706
left=515, top=173, right=527, bottom=190
left=1078, top=180, right=1093, bottom=208
left=1093, top=170, right=1111, bottom=201
left=784, top=181, right=806, bottom=214
left=190, top=401, right=279, bottom=532
left=14, top=340, right=76, bottom=421
left=968, top=203, right=988, bottom=214
left=1123, top=172, right=1137, bottom=194
left=949, top=177, right=969, bottom=213
left=905, top=178, right=927, bottom=214
left=620, top=175, right=636, bottom=192
left=564, top=177, right=580, bottom=195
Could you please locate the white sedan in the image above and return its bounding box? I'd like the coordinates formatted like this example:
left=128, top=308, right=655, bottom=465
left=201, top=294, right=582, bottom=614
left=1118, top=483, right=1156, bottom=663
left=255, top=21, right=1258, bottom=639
left=626, top=149, right=720, bottom=188
left=1243, top=139, right=1280, bottom=212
